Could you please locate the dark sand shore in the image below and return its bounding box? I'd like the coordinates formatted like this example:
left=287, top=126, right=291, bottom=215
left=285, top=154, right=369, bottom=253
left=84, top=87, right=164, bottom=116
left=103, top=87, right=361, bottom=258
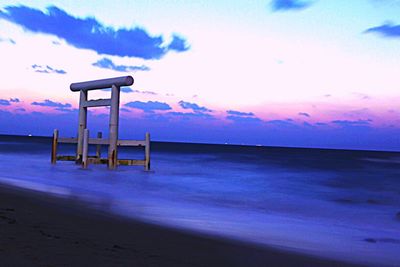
left=0, top=185, right=362, bottom=267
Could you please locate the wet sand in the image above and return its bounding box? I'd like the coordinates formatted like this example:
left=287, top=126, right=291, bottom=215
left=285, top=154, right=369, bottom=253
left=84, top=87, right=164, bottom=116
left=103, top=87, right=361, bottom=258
left=0, top=184, right=361, bottom=267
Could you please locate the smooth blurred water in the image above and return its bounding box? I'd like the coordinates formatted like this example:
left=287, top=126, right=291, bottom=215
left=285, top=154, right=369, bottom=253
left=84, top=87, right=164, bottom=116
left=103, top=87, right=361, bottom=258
left=0, top=135, right=399, bottom=266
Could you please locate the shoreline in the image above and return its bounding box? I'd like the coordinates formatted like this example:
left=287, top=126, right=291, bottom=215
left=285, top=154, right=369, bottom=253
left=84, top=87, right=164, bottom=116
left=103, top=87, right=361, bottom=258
left=0, top=184, right=362, bottom=267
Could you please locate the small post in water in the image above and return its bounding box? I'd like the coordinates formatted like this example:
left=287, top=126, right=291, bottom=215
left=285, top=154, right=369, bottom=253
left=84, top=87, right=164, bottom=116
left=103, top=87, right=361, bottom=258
left=82, top=129, right=89, bottom=169
left=96, top=131, right=102, bottom=159
left=145, top=132, right=150, bottom=171
left=51, top=129, right=59, bottom=164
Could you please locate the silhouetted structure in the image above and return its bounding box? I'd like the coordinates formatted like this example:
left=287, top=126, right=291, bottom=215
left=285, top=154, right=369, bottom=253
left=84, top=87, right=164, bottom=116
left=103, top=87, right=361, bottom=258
left=51, top=76, right=150, bottom=170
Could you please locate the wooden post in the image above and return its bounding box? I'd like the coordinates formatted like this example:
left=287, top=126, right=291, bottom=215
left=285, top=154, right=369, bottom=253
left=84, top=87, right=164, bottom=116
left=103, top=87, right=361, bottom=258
left=96, top=132, right=102, bottom=159
left=82, top=129, right=89, bottom=169
left=145, top=132, right=150, bottom=171
left=108, top=84, right=120, bottom=169
left=76, top=90, right=88, bottom=163
left=51, top=129, right=59, bottom=164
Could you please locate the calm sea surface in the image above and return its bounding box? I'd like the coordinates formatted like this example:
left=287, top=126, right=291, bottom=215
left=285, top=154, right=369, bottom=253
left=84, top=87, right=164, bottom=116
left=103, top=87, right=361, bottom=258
left=0, top=135, right=399, bottom=266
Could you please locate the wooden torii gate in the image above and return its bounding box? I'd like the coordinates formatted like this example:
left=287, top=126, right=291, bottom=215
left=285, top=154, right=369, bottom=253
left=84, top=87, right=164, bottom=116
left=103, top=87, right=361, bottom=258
left=51, top=76, right=150, bottom=170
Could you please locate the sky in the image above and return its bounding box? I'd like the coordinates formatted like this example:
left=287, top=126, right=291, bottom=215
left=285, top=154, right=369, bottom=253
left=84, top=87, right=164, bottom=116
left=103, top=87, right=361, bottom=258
left=0, top=0, right=400, bottom=151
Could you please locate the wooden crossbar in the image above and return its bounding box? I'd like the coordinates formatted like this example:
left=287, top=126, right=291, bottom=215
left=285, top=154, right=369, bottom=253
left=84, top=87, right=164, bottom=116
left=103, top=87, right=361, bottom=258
left=119, top=140, right=146, bottom=146
left=86, top=158, right=145, bottom=165
left=58, top=137, right=78, bottom=144
left=57, top=157, right=146, bottom=166
left=56, top=155, right=76, bottom=161
left=118, top=159, right=146, bottom=166
left=82, top=99, right=111, bottom=108
left=58, top=138, right=146, bottom=146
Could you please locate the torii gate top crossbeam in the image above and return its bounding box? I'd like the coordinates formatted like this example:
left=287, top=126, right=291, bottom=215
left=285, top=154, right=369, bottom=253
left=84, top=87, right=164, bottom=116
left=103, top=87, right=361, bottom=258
left=70, top=76, right=134, bottom=91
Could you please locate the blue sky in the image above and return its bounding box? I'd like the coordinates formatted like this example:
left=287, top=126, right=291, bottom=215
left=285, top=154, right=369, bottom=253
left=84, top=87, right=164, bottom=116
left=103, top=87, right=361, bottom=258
left=0, top=0, right=400, bottom=150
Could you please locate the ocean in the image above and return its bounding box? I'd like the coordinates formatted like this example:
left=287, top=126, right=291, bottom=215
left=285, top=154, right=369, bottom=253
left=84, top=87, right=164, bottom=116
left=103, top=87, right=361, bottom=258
left=0, top=135, right=399, bottom=266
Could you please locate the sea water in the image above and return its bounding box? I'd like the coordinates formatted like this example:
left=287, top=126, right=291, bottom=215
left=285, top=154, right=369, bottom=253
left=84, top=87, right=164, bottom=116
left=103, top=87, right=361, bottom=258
left=0, top=135, right=399, bottom=266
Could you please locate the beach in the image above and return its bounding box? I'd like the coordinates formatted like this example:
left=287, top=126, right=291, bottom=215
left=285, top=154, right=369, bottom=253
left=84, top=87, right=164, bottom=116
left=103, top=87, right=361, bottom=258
left=0, top=184, right=359, bottom=267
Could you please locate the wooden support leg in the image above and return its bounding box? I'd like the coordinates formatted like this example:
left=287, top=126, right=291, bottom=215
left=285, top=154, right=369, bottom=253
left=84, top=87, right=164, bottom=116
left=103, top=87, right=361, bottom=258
left=82, top=129, right=89, bottom=169
left=76, top=90, right=88, bottom=163
left=108, top=84, right=120, bottom=169
left=51, top=129, right=59, bottom=164
left=145, top=132, right=150, bottom=171
left=96, top=132, right=102, bottom=159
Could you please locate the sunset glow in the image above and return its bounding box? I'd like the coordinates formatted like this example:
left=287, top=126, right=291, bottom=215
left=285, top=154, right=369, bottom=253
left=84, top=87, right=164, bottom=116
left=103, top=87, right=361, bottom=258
left=1, top=0, right=400, bottom=150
